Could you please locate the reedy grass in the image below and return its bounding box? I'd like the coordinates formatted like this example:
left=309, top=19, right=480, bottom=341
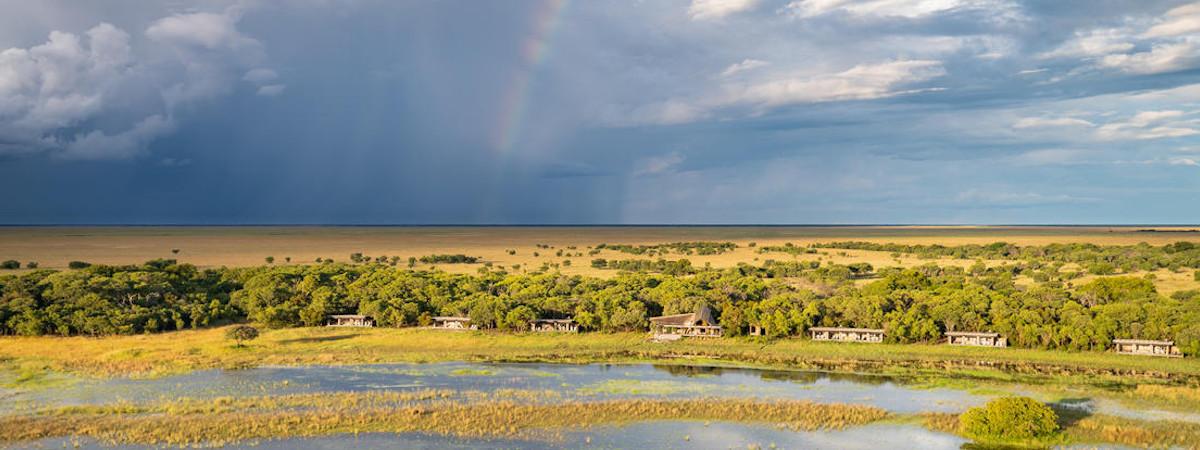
left=0, top=394, right=888, bottom=447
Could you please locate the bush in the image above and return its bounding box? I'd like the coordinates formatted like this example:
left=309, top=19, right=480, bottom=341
left=960, top=397, right=1058, bottom=441
left=25, top=261, right=38, bottom=269
left=68, top=261, right=91, bottom=269
left=418, top=254, right=479, bottom=264
left=1195, top=270, right=1200, bottom=282
left=225, top=325, right=260, bottom=347
left=0, top=260, right=18, bottom=270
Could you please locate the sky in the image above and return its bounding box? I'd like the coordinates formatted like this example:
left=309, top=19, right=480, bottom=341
left=0, top=0, right=1198, bottom=225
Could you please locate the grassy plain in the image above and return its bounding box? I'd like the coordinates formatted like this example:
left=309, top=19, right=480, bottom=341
left=2, top=226, right=1200, bottom=292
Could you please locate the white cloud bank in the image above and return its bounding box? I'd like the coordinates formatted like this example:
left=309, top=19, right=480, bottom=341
left=688, top=0, right=759, bottom=20
left=627, top=59, right=944, bottom=125
left=781, top=0, right=1002, bottom=19
left=1041, top=2, right=1200, bottom=75
left=0, top=8, right=282, bottom=160
left=720, top=58, right=768, bottom=77
left=1012, top=109, right=1198, bottom=142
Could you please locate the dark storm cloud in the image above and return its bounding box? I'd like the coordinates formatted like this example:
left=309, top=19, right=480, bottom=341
left=0, top=0, right=1198, bottom=224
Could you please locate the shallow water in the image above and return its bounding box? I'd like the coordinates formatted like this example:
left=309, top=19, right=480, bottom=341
left=3, top=362, right=984, bottom=414
left=0, top=362, right=1169, bottom=449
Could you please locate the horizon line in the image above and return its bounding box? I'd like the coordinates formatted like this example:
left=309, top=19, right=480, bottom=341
left=1, top=223, right=1198, bottom=228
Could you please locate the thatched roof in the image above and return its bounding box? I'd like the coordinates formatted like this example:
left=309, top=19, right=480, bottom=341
left=650, top=304, right=715, bottom=327
left=945, top=331, right=999, bottom=337
left=809, top=327, right=885, bottom=333
left=532, top=319, right=574, bottom=324
left=1113, top=339, right=1174, bottom=345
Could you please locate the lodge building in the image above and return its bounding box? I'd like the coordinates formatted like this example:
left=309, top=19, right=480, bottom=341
left=431, top=316, right=475, bottom=330
left=809, top=327, right=885, bottom=343
left=649, top=305, right=723, bottom=340
left=530, top=318, right=579, bottom=333
left=327, top=314, right=374, bottom=327
left=945, top=331, right=1007, bottom=348
left=1113, top=339, right=1181, bottom=357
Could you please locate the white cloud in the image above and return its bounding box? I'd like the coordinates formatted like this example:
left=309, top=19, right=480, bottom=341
left=145, top=11, right=260, bottom=53
left=1041, top=6, right=1200, bottom=75
left=59, top=114, right=175, bottom=160
left=634, top=152, right=685, bottom=176
left=1039, top=28, right=1134, bottom=59
left=1095, top=110, right=1199, bottom=140
left=1099, top=41, right=1200, bottom=75
left=781, top=0, right=997, bottom=19
left=0, top=23, right=134, bottom=155
left=1169, top=157, right=1199, bottom=166
left=618, top=60, right=945, bottom=126
left=0, top=7, right=279, bottom=159
left=720, top=58, right=768, bottom=77
left=1127, top=110, right=1184, bottom=127
left=1012, top=116, right=1094, bottom=129
left=1143, top=2, right=1200, bottom=38
left=723, top=60, right=944, bottom=108
left=688, top=0, right=759, bottom=20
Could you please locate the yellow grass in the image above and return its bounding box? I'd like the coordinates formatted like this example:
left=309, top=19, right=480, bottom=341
left=2, top=226, right=1199, bottom=291
left=0, top=393, right=888, bottom=446
left=3, top=327, right=1199, bottom=383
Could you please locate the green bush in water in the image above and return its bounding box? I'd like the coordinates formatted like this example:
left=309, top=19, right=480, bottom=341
left=960, top=397, right=1058, bottom=441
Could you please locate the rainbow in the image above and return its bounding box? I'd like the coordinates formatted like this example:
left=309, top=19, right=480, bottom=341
left=492, top=0, right=571, bottom=153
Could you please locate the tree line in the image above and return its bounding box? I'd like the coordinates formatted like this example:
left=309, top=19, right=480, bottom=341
left=1, top=257, right=1198, bottom=356
left=596, top=241, right=737, bottom=256
left=805, top=241, right=1200, bottom=273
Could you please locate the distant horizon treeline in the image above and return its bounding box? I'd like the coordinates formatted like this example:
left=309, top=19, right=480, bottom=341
left=805, top=241, right=1200, bottom=273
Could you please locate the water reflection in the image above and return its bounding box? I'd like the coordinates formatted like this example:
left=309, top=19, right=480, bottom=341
left=3, top=362, right=982, bottom=414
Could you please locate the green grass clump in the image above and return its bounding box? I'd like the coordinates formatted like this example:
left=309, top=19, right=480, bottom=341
left=959, top=397, right=1059, bottom=443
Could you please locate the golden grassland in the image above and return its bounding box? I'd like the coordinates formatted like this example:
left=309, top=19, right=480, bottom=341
left=3, top=226, right=1199, bottom=295
left=0, top=391, right=888, bottom=447
left=3, top=327, right=1200, bottom=385
left=2, top=226, right=1199, bottom=275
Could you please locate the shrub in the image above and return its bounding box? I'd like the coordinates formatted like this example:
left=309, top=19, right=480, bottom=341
left=418, top=254, right=479, bottom=264
left=25, top=261, right=38, bottom=269
left=68, top=261, right=91, bottom=269
left=960, top=397, right=1058, bottom=441
left=0, top=260, right=18, bottom=270
left=1195, top=270, right=1200, bottom=282
left=225, top=325, right=260, bottom=347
